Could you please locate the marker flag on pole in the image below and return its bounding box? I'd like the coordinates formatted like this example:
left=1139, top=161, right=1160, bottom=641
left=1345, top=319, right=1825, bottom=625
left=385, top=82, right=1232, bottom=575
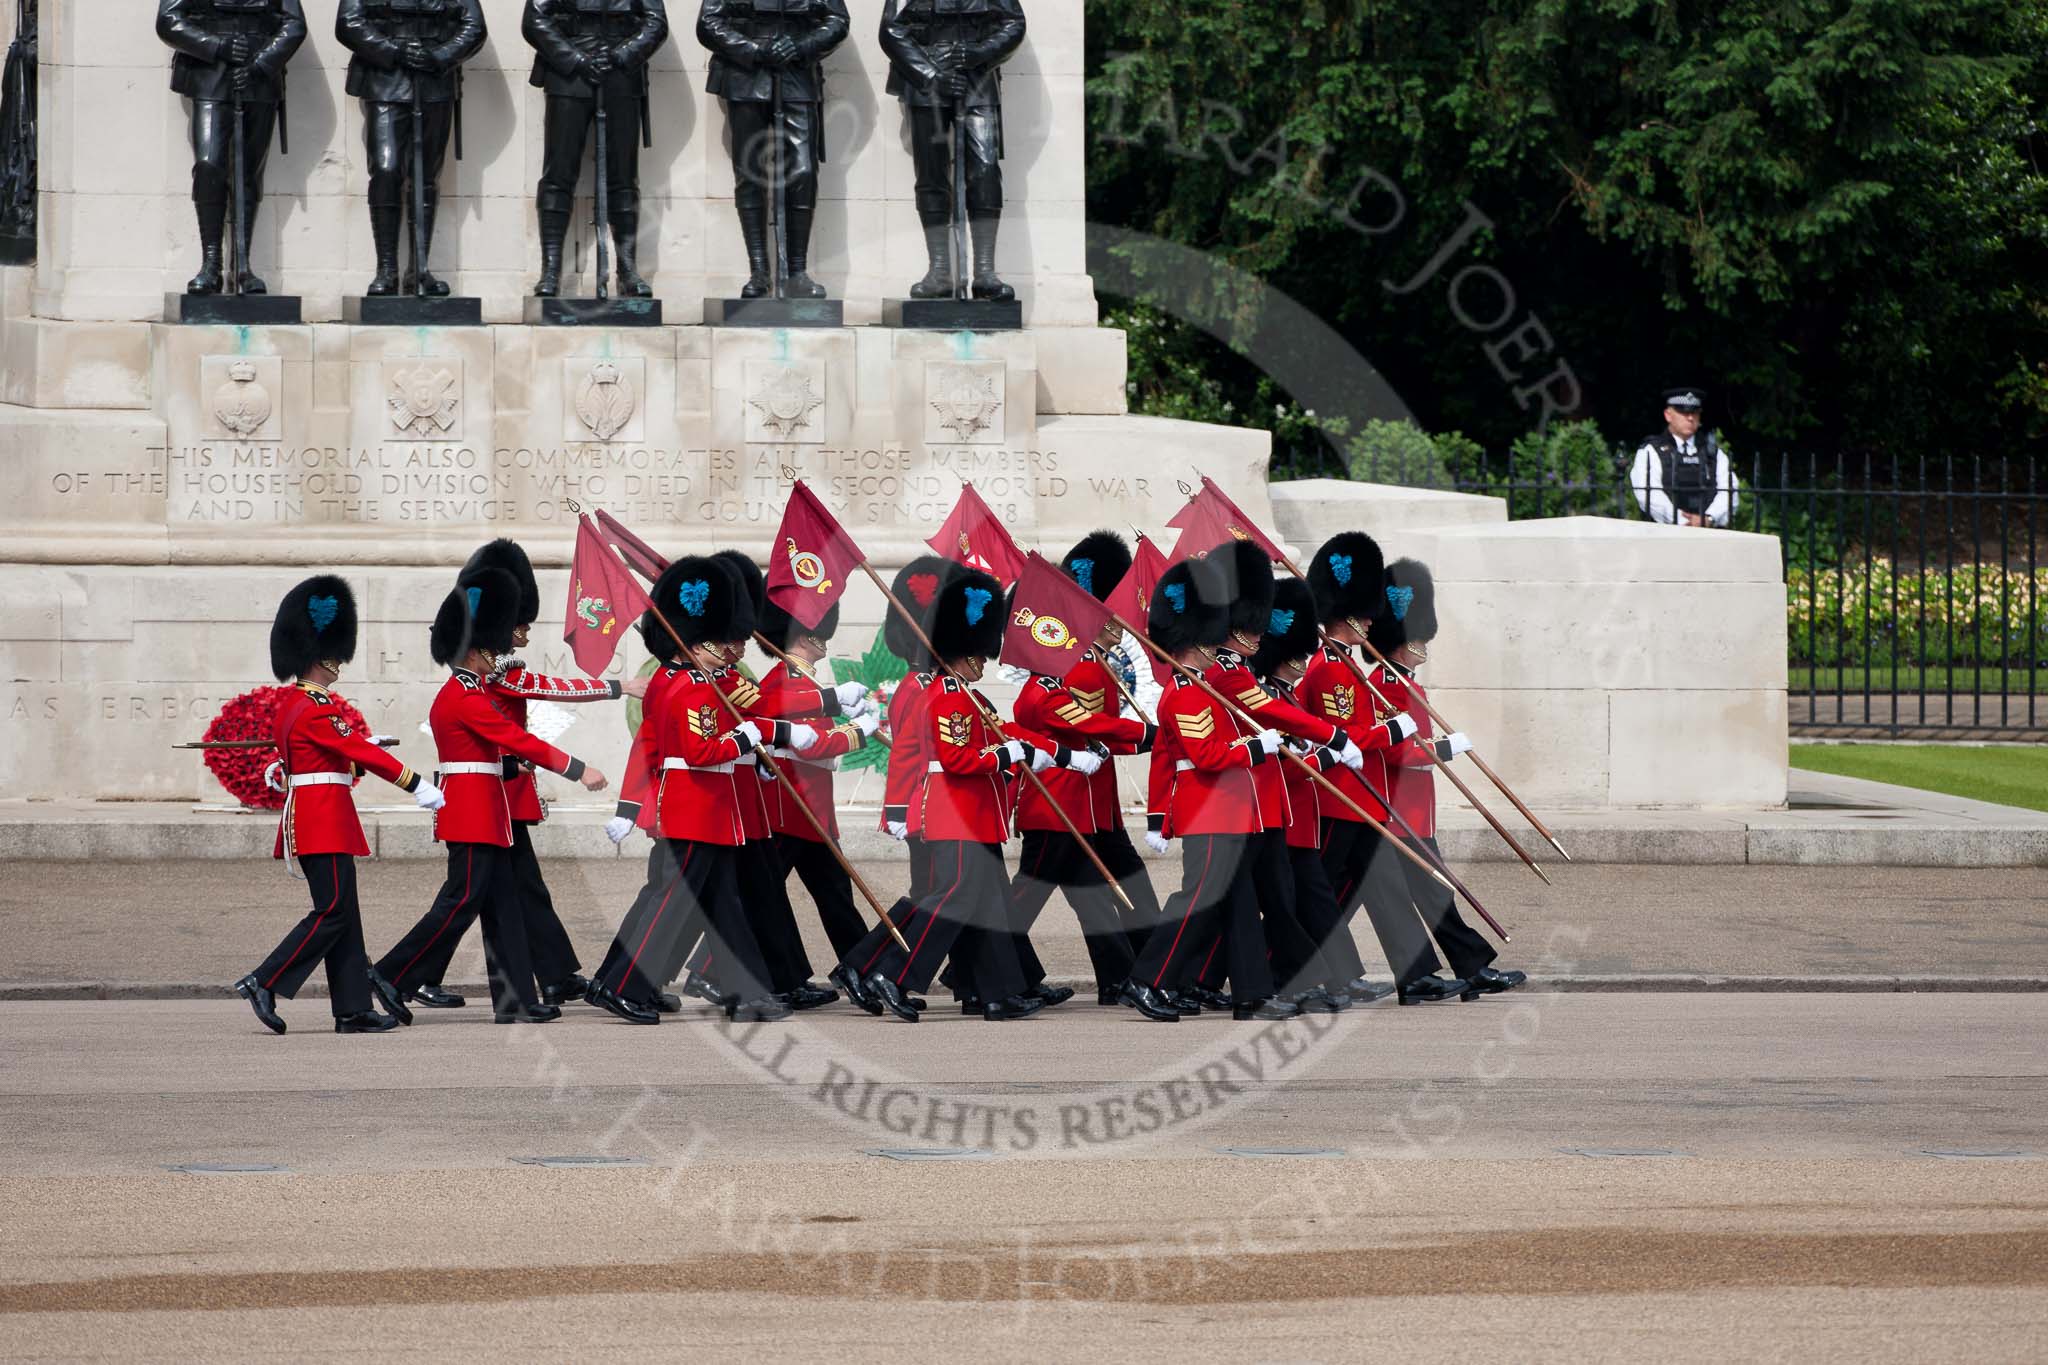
left=1105, top=533, right=1173, bottom=685
left=1165, top=475, right=1285, bottom=566
left=927, top=483, right=1028, bottom=588
left=595, top=508, right=669, bottom=583
left=766, top=480, right=867, bottom=630
left=1003, top=552, right=1116, bottom=679
left=565, top=515, right=654, bottom=677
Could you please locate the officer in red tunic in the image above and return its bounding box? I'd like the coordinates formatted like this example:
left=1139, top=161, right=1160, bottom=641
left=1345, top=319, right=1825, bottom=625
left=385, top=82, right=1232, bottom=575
left=843, top=569, right=1056, bottom=1023
left=1371, top=558, right=1526, bottom=1000
left=830, top=555, right=953, bottom=1013
left=1122, top=557, right=1292, bottom=1023
left=405, top=539, right=647, bottom=1012
left=586, top=557, right=799, bottom=1024
left=1303, top=533, right=1468, bottom=1005
left=753, top=594, right=880, bottom=960
left=369, top=568, right=611, bottom=1025
left=236, top=577, right=445, bottom=1035
left=1004, top=532, right=1154, bottom=1005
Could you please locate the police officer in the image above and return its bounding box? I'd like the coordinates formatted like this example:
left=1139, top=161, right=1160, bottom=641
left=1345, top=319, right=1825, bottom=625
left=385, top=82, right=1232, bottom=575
left=522, top=0, right=670, bottom=299
left=157, top=0, right=307, bottom=296
left=1630, top=387, right=1739, bottom=528
left=879, top=0, right=1025, bottom=301
left=697, top=0, right=849, bottom=300
left=336, top=0, right=486, bottom=298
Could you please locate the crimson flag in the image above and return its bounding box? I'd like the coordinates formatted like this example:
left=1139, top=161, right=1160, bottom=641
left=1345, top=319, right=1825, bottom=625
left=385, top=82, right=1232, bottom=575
left=927, top=484, right=1028, bottom=587
left=564, top=515, right=653, bottom=677
left=1003, top=552, right=1116, bottom=679
left=765, top=480, right=867, bottom=630
left=595, top=508, right=669, bottom=583
left=1165, top=476, right=1286, bottom=566
left=1105, top=534, right=1174, bottom=685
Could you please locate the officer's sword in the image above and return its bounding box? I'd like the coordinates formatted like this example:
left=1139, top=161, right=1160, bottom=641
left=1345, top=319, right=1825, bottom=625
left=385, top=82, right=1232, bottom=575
left=593, top=76, right=611, bottom=301
left=950, top=93, right=969, bottom=300
left=410, top=81, right=428, bottom=297
left=229, top=82, right=247, bottom=295
left=771, top=73, right=788, bottom=299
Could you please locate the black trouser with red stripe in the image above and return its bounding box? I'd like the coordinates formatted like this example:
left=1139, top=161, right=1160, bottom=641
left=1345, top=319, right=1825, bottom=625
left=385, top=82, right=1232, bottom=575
left=853, top=840, right=1026, bottom=1000
left=252, top=853, right=372, bottom=1018
left=1193, top=829, right=1340, bottom=996
left=779, top=833, right=868, bottom=961
left=836, top=834, right=935, bottom=982
left=1401, top=835, right=1497, bottom=979
left=682, top=839, right=814, bottom=993
left=1290, top=843, right=1365, bottom=985
left=1127, top=833, right=1272, bottom=1000
left=1092, top=825, right=1161, bottom=954
left=596, top=839, right=775, bottom=1005
left=414, top=822, right=582, bottom=993
left=1321, top=819, right=1444, bottom=987
left=376, top=842, right=539, bottom=1016
left=1005, top=827, right=1139, bottom=992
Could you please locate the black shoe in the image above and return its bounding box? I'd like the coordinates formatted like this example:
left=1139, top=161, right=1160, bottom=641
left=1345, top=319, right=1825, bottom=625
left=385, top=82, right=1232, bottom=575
left=730, top=996, right=793, bottom=1023
left=410, top=983, right=465, bottom=1009
left=831, top=964, right=880, bottom=1015
left=906, top=994, right=929, bottom=1011
left=982, top=994, right=1046, bottom=1021
left=233, top=974, right=285, bottom=1035
left=539, top=975, right=589, bottom=1009
left=1189, top=986, right=1232, bottom=1012
left=587, top=983, right=660, bottom=1025
left=334, top=1010, right=399, bottom=1034
left=682, top=974, right=740, bottom=1010
left=1398, top=976, right=1470, bottom=1005
left=1288, top=988, right=1344, bottom=1014
left=1462, top=967, right=1529, bottom=1001
left=1233, top=997, right=1304, bottom=1021
left=1346, top=978, right=1395, bottom=1004
left=494, top=1003, right=563, bottom=1024
left=1167, top=990, right=1204, bottom=1017
left=863, top=973, right=920, bottom=1023
left=1097, top=984, right=1124, bottom=1007
left=1118, top=981, right=1180, bottom=1022
left=785, top=982, right=840, bottom=1011
left=1028, top=984, right=1075, bottom=1009
left=650, top=991, right=684, bottom=1015
left=367, top=970, right=414, bottom=1026
left=957, top=996, right=982, bottom=1015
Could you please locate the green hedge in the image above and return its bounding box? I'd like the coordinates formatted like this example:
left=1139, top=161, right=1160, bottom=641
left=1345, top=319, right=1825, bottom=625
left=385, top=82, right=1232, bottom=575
left=1789, top=560, right=2048, bottom=668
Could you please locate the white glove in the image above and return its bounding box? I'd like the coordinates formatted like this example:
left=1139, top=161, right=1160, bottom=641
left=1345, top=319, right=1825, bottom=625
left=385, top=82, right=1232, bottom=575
left=604, top=815, right=635, bottom=845
left=1385, top=712, right=1419, bottom=744
left=997, top=739, right=1030, bottom=768
left=851, top=695, right=879, bottom=720
left=785, top=722, right=820, bottom=752
left=886, top=820, right=909, bottom=841
left=854, top=709, right=882, bottom=738
left=1254, top=729, right=1282, bottom=756
left=1335, top=736, right=1365, bottom=770
left=1029, top=747, right=1057, bottom=773
left=1144, top=831, right=1171, bottom=854
left=744, top=719, right=773, bottom=747
left=1443, top=731, right=1473, bottom=758
left=413, top=780, right=446, bottom=812
left=834, top=681, right=869, bottom=712
left=369, top=734, right=395, bottom=747
left=1065, top=748, right=1104, bottom=776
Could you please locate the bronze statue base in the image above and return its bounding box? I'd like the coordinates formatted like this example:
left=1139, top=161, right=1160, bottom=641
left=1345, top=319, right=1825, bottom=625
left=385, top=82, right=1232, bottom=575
left=706, top=297, right=843, bottom=328
left=168, top=293, right=303, bottom=325
left=347, top=295, right=484, bottom=327
left=884, top=298, right=1022, bottom=332
left=523, top=297, right=664, bottom=327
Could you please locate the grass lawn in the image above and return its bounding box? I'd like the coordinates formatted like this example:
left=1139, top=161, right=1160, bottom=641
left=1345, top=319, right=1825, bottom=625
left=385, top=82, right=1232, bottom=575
left=1790, top=744, right=2048, bottom=813
left=1788, top=667, right=2048, bottom=694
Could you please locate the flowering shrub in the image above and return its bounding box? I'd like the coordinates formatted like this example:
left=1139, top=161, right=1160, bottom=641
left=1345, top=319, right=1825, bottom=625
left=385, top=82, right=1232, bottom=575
left=1788, top=560, right=2048, bottom=668
left=201, top=685, right=370, bottom=809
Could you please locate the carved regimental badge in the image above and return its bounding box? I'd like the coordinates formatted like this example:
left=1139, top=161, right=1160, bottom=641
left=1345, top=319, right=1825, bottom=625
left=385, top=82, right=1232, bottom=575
left=211, top=358, right=274, bottom=437
left=745, top=362, right=826, bottom=442
left=387, top=364, right=459, bottom=438
left=927, top=362, right=1005, bottom=444
left=574, top=361, right=637, bottom=441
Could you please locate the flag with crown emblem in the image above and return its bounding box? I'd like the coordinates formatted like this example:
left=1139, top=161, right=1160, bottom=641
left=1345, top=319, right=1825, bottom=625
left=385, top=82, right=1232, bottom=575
left=927, top=484, right=1028, bottom=588
left=1003, top=552, right=1116, bottom=678
left=1165, top=475, right=1285, bottom=566
left=766, top=480, right=867, bottom=630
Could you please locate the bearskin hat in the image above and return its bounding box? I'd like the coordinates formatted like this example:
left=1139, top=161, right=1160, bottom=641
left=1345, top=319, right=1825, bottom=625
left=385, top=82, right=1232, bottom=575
left=639, top=609, right=681, bottom=664
left=1060, top=531, right=1133, bottom=603
left=1307, top=531, right=1388, bottom=626
left=270, top=575, right=359, bottom=681
left=884, top=555, right=954, bottom=669
left=1368, top=558, right=1439, bottom=656
left=929, top=567, right=1006, bottom=663
left=431, top=567, right=522, bottom=666
left=758, top=596, right=841, bottom=651
left=1249, top=577, right=1321, bottom=679
left=462, top=538, right=539, bottom=626
left=1203, top=538, right=1276, bottom=642
left=1147, top=557, right=1230, bottom=657
left=655, top=555, right=757, bottom=648
left=713, top=550, right=767, bottom=616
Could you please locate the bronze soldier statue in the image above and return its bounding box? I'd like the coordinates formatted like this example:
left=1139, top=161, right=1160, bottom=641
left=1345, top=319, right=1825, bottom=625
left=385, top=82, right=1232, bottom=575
left=697, top=0, right=849, bottom=300
left=157, top=0, right=308, bottom=295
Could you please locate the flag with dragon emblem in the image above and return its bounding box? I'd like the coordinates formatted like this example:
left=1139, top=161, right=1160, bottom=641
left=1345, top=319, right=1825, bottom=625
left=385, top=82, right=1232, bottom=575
left=564, top=515, right=652, bottom=677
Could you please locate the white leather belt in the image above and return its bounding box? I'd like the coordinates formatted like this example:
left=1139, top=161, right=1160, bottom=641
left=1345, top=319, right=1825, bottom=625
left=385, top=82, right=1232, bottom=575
left=1175, top=760, right=1195, bottom=773
left=663, top=757, right=735, bottom=775
left=927, top=761, right=947, bottom=774
left=439, top=762, right=502, bottom=777
left=287, top=772, right=351, bottom=789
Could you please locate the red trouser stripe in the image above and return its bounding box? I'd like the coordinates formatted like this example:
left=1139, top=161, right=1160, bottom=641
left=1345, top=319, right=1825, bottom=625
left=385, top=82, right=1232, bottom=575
left=1150, top=838, right=1214, bottom=989
left=266, top=857, right=342, bottom=989
left=395, top=847, right=473, bottom=984
left=896, top=843, right=965, bottom=986
left=619, top=844, right=696, bottom=993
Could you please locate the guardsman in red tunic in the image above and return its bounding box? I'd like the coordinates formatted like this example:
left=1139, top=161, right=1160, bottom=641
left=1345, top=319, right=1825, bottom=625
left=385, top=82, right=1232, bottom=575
left=1303, top=532, right=1468, bottom=1005
left=1120, top=557, right=1293, bottom=1023
left=753, top=594, right=880, bottom=960
left=586, top=557, right=799, bottom=1025
left=404, top=539, right=647, bottom=1013
left=842, top=569, right=1053, bottom=1023
left=1371, top=558, right=1526, bottom=1000
left=235, top=577, right=445, bottom=1035
left=830, top=555, right=953, bottom=1012
left=601, top=610, right=690, bottom=1016
left=1003, top=532, right=1155, bottom=1005
left=369, top=568, right=611, bottom=1025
